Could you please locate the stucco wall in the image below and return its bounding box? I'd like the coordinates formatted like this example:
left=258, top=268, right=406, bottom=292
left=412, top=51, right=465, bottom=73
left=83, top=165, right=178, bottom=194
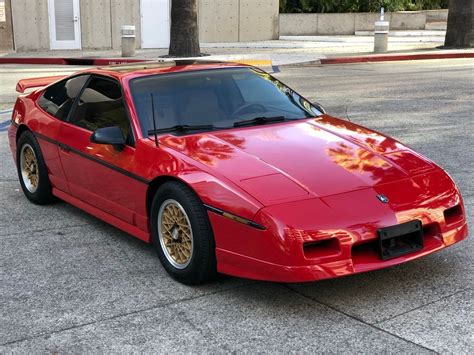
left=0, top=0, right=14, bottom=51
left=11, top=0, right=142, bottom=51
left=10, top=0, right=279, bottom=51
left=199, top=0, right=279, bottom=42
left=238, top=0, right=279, bottom=41
left=280, top=11, right=427, bottom=36
left=80, top=0, right=112, bottom=49
left=317, top=13, right=355, bottom=35
left=199, top=0, right=239, bottom=42
left=111, top=0, right=141, bottom=49
left=278, top=14, right=316, bottom=36
left=390, top=11, right=426, bottom=30
left=424, top=9, right=448, bottom=22
left=11, top=0, right=49, bottom=51
left=80, top=0, right=141, bottom=50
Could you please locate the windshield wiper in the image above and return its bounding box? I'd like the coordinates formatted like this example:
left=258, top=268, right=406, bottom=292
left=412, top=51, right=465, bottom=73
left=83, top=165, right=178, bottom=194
left=148, top=124, right=215, bottom=135
left=233, top=116, right=287, bottom=127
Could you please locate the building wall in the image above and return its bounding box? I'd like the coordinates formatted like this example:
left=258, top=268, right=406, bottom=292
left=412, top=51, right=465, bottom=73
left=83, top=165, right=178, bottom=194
left=80, top=0, right=141, bottom=50
left=198, top=0, right=239, bottom=42
left=10, top=0, right=279, bottom=51
left=80, top=0, right=112, bottom=49
left=280, top=11, right=428, bottom=36
left=0, top=0, right=14, bottom=51
left=11, top=0, right=49, bottom=51
left=199, top=0, right=279, bottom=42
left=111, top=0, right=141, bottom=49
left=238, top=0, right=279, bottom=41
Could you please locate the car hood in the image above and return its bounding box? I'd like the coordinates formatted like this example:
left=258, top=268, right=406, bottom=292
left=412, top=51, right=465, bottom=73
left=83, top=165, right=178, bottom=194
left=159, top=116, right=435, bottom=206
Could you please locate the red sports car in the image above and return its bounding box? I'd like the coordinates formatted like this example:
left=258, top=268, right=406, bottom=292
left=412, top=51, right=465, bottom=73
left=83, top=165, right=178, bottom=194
left=8, top=60, right=468, bottom=284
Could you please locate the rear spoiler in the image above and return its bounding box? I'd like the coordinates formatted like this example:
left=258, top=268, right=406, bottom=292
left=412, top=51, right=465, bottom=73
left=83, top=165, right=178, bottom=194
left=16, top=75, right=67, bottom=93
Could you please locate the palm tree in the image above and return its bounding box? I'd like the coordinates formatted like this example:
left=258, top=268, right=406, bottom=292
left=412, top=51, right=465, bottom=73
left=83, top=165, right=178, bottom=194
left=168, top=0, right=201, bottom=57
left=444, top=0, right=473, bottom=48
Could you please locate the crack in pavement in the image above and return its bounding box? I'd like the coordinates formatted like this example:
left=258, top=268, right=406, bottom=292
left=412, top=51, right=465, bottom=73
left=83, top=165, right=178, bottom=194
left=0, top=282, right=249, bottom=347
left=0, top=224, right=92, bottom=238
left=374, top=288, right=472, bottom=325
left=284, top=284, right=437, bottom=354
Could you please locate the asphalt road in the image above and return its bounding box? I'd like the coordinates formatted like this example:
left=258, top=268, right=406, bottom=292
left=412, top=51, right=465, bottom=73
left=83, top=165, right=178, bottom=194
left=1, top=59, right=473, bottom=353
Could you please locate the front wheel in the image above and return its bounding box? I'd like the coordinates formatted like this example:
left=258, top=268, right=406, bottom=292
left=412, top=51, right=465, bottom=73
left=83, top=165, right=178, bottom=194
left=150, top=181, right=217, bottom=285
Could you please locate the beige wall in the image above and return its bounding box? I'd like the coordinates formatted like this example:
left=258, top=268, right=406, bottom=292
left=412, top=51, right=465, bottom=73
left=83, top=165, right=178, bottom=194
left=10, top=0, right=279, bottom=51
left=317, top=13, right=355, bottom=35
left=80, top=0, right=141, bottom=50
left=111, top=0, right=141, bottom=49
left=80, top=0, right=112, bottom=49
left=424, top=9, right=448, bottom=22
left=239, top=0, right=279, bottom=41
left=278, top=14, right=316, bottom=36
left=390, top=11, right=426, bottom=30
left=280, top=11, right=427, bottom=36
left=0, top=0, right=14, bottom=51
left=199, top=0, right=239, bottom=42
left=199, top=0, right=279, bottom=42
left=11, top=0, right=49, bottom=51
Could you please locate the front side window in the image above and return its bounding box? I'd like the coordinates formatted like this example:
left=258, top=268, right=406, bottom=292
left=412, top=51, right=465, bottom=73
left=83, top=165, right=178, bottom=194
left=130, top=67, right=321, bottom=136
left=70, top=77, right=131, bottom=142
left=37, top=75, right=89, bottom=120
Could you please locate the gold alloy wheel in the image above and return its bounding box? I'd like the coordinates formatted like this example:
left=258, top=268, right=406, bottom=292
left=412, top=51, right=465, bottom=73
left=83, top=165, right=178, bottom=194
left=157, top=199, right=194, bottom=269
left=20, top=144, right=39, bottom=193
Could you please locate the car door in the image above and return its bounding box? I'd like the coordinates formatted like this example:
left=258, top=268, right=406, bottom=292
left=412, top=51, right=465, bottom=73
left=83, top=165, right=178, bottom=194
left=57, top=75, right=146, bottom=225
left=35, top=74, right=90, bottom=193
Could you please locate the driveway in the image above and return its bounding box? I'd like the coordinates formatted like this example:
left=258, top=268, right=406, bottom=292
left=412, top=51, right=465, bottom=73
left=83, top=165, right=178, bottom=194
left=1, top=59, right=472, bottom=353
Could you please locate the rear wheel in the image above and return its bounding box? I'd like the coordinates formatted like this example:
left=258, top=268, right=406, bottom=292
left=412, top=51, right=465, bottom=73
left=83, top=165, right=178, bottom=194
left=16, top=131, right=54, bottom=205
left=150, top=181, right=217, bottom=284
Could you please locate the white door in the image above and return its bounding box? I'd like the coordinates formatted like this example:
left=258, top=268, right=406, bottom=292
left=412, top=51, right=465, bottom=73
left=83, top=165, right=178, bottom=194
left=48, top=0, right=81, bottom=50
left=141, top=0, right=170, bottom=48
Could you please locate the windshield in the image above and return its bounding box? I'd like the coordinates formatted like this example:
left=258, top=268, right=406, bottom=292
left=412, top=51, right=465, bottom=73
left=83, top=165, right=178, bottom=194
left=129, top=67, right=322, bottom=135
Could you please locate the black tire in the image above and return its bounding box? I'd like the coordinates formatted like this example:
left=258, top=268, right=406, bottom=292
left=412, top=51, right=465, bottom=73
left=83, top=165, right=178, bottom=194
left=16, top=130, right=54, bottom=205
left=150, top=181, right=217, bottom=285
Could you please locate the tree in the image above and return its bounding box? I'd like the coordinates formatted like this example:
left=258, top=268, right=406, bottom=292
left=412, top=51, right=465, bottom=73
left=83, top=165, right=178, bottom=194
left=444, top=0, right=473, bottom=48
left=168, top=0, right=201, bottom=57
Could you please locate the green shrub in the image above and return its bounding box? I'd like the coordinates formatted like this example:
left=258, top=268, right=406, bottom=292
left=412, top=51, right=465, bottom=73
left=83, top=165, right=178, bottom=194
left=279, top=0, right=448, bottom=13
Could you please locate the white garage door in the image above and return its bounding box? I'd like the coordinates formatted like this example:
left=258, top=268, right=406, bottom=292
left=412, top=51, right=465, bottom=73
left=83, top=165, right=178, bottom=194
left=141, top=0, right=171, bottom=49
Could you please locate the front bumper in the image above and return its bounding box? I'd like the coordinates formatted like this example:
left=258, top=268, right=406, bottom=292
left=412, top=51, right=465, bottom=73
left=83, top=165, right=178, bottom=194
left=211, top=170, right=468, bottom=282
left=213, top=217, right=467, bottom=283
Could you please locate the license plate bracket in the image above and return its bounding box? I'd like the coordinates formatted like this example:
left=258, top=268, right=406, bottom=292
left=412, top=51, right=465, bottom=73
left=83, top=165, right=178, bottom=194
left=378, top=220, right=423, bottom=260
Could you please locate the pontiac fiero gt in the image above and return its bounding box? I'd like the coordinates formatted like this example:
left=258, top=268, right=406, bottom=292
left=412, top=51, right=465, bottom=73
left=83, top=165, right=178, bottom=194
left=8, top=61, right=468, bottom=284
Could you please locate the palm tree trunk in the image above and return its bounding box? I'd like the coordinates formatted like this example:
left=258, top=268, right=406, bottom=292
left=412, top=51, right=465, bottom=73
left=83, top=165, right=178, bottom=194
left=168, top=0, right=201, bottom=57
left=444, top=0, right=473, bottom=48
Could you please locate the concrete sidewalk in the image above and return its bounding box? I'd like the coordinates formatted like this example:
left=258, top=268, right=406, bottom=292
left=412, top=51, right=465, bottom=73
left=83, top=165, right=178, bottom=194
left=2, top=33, right=471, bottom=67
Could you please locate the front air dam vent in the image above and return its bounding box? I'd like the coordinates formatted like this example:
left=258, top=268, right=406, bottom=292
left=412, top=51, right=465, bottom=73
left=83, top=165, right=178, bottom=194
left=444, top=204, right=463, bottom=226
left=303, top=238, right=340, bottom=259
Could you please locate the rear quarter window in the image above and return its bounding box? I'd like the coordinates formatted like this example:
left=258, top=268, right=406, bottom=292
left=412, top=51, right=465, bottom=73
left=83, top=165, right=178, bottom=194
left=37, top=75, right=89, bottom=120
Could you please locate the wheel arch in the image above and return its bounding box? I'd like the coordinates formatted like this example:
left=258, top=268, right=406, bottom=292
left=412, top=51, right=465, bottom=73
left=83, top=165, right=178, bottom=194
left=146, top=175, right=197, bottom=219
left=15, top=124, right=30, bottom=142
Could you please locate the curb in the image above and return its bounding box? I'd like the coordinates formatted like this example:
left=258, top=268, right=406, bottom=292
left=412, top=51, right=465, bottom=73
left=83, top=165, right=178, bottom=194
left=319, top=51, right=474, bottom=65
left=0, top=51, right=471, bottom=67
left=0, top=57, right=273, bottom=67
left=0, top=57, right=146, bottom=66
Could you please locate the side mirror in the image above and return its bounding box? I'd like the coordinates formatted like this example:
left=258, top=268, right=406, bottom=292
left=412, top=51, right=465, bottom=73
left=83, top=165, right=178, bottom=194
left=90, top=126, right=126, bottom=151
left=312, top=102, right=326, bottom=115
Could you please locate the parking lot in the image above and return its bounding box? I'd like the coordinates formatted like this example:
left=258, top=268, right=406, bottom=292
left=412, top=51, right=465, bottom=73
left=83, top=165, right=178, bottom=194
left=1, top=59, right=473, bottom=352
